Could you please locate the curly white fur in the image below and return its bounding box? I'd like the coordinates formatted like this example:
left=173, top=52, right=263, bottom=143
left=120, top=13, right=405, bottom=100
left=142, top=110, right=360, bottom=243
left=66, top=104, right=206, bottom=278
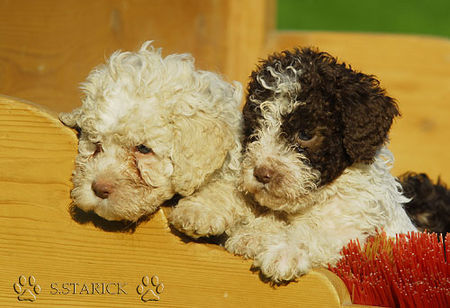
left=231, top=147, right=416, bottom=282
left=60, top=41, right=244, bottom=223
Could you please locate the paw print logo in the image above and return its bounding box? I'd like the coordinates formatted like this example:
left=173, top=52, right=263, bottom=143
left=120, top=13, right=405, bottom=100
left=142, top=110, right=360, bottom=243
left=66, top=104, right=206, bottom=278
left=136, top=275, right=164, bottom=302
left=13, top=275, right=41, bottom=302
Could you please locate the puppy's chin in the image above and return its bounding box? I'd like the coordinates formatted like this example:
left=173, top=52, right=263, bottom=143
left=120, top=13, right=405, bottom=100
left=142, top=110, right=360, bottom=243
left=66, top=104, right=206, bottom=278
left=243, top=184, right=310, bottom=214
left=240, top=168, right=319, bottom=214
left=70, top=183, right=172, bottom=222
left=93, top=202, right=130, bottom=221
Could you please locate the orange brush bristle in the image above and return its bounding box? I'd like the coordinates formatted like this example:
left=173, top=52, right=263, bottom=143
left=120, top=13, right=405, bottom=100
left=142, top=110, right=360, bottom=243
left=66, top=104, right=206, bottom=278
left=329, top=231, right=449, bottom=307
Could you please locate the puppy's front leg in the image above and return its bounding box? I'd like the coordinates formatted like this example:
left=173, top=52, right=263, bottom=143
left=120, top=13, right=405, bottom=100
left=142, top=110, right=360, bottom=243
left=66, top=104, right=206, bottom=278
left=254, top=220, right=362, bottom=282
left=168, top=180, right=247, bottom=238
left=224, top=215, right=286, bottom=259
left=253, top=235, right=312, bottom=283
left=226, top=218, right=313, bottom=282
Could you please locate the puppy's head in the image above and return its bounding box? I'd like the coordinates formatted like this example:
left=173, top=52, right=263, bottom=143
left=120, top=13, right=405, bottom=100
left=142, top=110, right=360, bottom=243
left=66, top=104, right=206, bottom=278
left=60, top=42, right=242, bottom=221
left=241, top=47, right=399, bottom=213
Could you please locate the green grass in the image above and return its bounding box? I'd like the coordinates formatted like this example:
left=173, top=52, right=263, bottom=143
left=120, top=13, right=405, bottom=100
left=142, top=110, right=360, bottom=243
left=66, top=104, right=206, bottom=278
left=277, top=0, right=450, bottom=38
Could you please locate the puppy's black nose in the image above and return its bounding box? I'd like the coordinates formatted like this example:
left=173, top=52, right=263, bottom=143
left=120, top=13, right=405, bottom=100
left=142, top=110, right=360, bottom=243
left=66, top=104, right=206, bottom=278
left=92, top=180, right=114, bottom=199
left=253, top=166, right=273, bottom=184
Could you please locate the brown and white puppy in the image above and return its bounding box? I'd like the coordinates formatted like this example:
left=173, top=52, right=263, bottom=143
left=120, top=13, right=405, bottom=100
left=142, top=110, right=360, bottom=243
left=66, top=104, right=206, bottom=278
left=223, top=47, right=418, bottom=282
left=172, top=47, right=420, bottom=282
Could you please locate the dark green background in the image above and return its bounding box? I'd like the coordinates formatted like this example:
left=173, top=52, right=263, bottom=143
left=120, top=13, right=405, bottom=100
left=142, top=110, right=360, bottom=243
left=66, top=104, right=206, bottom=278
left=277, top=0, right=449, bottom=38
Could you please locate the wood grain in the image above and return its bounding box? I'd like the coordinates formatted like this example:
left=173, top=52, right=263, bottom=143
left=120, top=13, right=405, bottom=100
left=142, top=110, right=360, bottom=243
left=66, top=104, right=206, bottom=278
left=0, top=95, right=357, bottom=307
left=0, top=0, right=273, bottom=113
left=0, top=0, right=228, bottom=112
left=223, top=0, right=275, bottom=89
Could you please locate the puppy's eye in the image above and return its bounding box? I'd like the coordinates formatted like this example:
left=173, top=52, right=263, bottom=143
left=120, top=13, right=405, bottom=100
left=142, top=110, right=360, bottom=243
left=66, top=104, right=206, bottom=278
left=136, top=144, right=153, bottom=154
left=298, top=131, right=313, bottom=141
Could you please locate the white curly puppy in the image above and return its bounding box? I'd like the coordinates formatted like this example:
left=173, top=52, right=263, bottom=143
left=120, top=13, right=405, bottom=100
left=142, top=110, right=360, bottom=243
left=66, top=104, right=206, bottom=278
left=60, top=41, right=243, bottom=224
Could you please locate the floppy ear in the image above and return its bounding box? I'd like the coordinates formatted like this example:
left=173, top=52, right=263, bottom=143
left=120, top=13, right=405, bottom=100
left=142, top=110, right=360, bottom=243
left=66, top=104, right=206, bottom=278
left=59, top=107, right=83, bottom=129
left=340, top=73, right=400, bottom=164
left=170, top=113, right=234, bottom=196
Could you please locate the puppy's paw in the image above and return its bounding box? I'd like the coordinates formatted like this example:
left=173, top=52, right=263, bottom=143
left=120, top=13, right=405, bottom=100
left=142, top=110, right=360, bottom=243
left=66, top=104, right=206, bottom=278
left=224, top=230, right=265, bottom=259
left=254, top=242, right=310, bottom=283
left=169, top=200, right=228, bottom=238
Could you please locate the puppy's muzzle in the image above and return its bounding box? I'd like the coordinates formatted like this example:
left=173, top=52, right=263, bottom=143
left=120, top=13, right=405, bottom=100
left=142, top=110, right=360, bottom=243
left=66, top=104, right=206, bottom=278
left=92, top=180, right=115, bottom=199
left=253, top=166, right=275, bottom=184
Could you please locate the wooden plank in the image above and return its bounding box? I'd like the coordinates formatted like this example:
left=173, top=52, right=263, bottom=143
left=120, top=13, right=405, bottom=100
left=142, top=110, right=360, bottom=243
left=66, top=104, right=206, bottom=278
left=0, top=95, right=352, bottom=307
left=0, top=0, right=275, bottom=113
left=223, top=0, right=276, bottom=87
left=0, top=0, right=229, bottom=112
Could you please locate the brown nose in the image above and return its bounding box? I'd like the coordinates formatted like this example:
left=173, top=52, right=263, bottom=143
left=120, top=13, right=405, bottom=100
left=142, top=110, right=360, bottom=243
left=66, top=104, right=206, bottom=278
left=92, top=180, right=114, bottom=199
left=253, top=166, right=274, bottom=184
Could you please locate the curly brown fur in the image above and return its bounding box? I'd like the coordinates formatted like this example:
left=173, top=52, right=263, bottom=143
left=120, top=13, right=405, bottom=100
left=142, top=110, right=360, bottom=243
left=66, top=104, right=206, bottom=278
left=400, top=172, right=450, bottom=234
left=244, top=47, right=400, bottom=185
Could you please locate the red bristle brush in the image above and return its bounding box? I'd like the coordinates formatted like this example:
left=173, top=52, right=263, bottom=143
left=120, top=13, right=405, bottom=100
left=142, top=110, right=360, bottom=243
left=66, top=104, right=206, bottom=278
left=329, top=231, right=449, bottom=307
